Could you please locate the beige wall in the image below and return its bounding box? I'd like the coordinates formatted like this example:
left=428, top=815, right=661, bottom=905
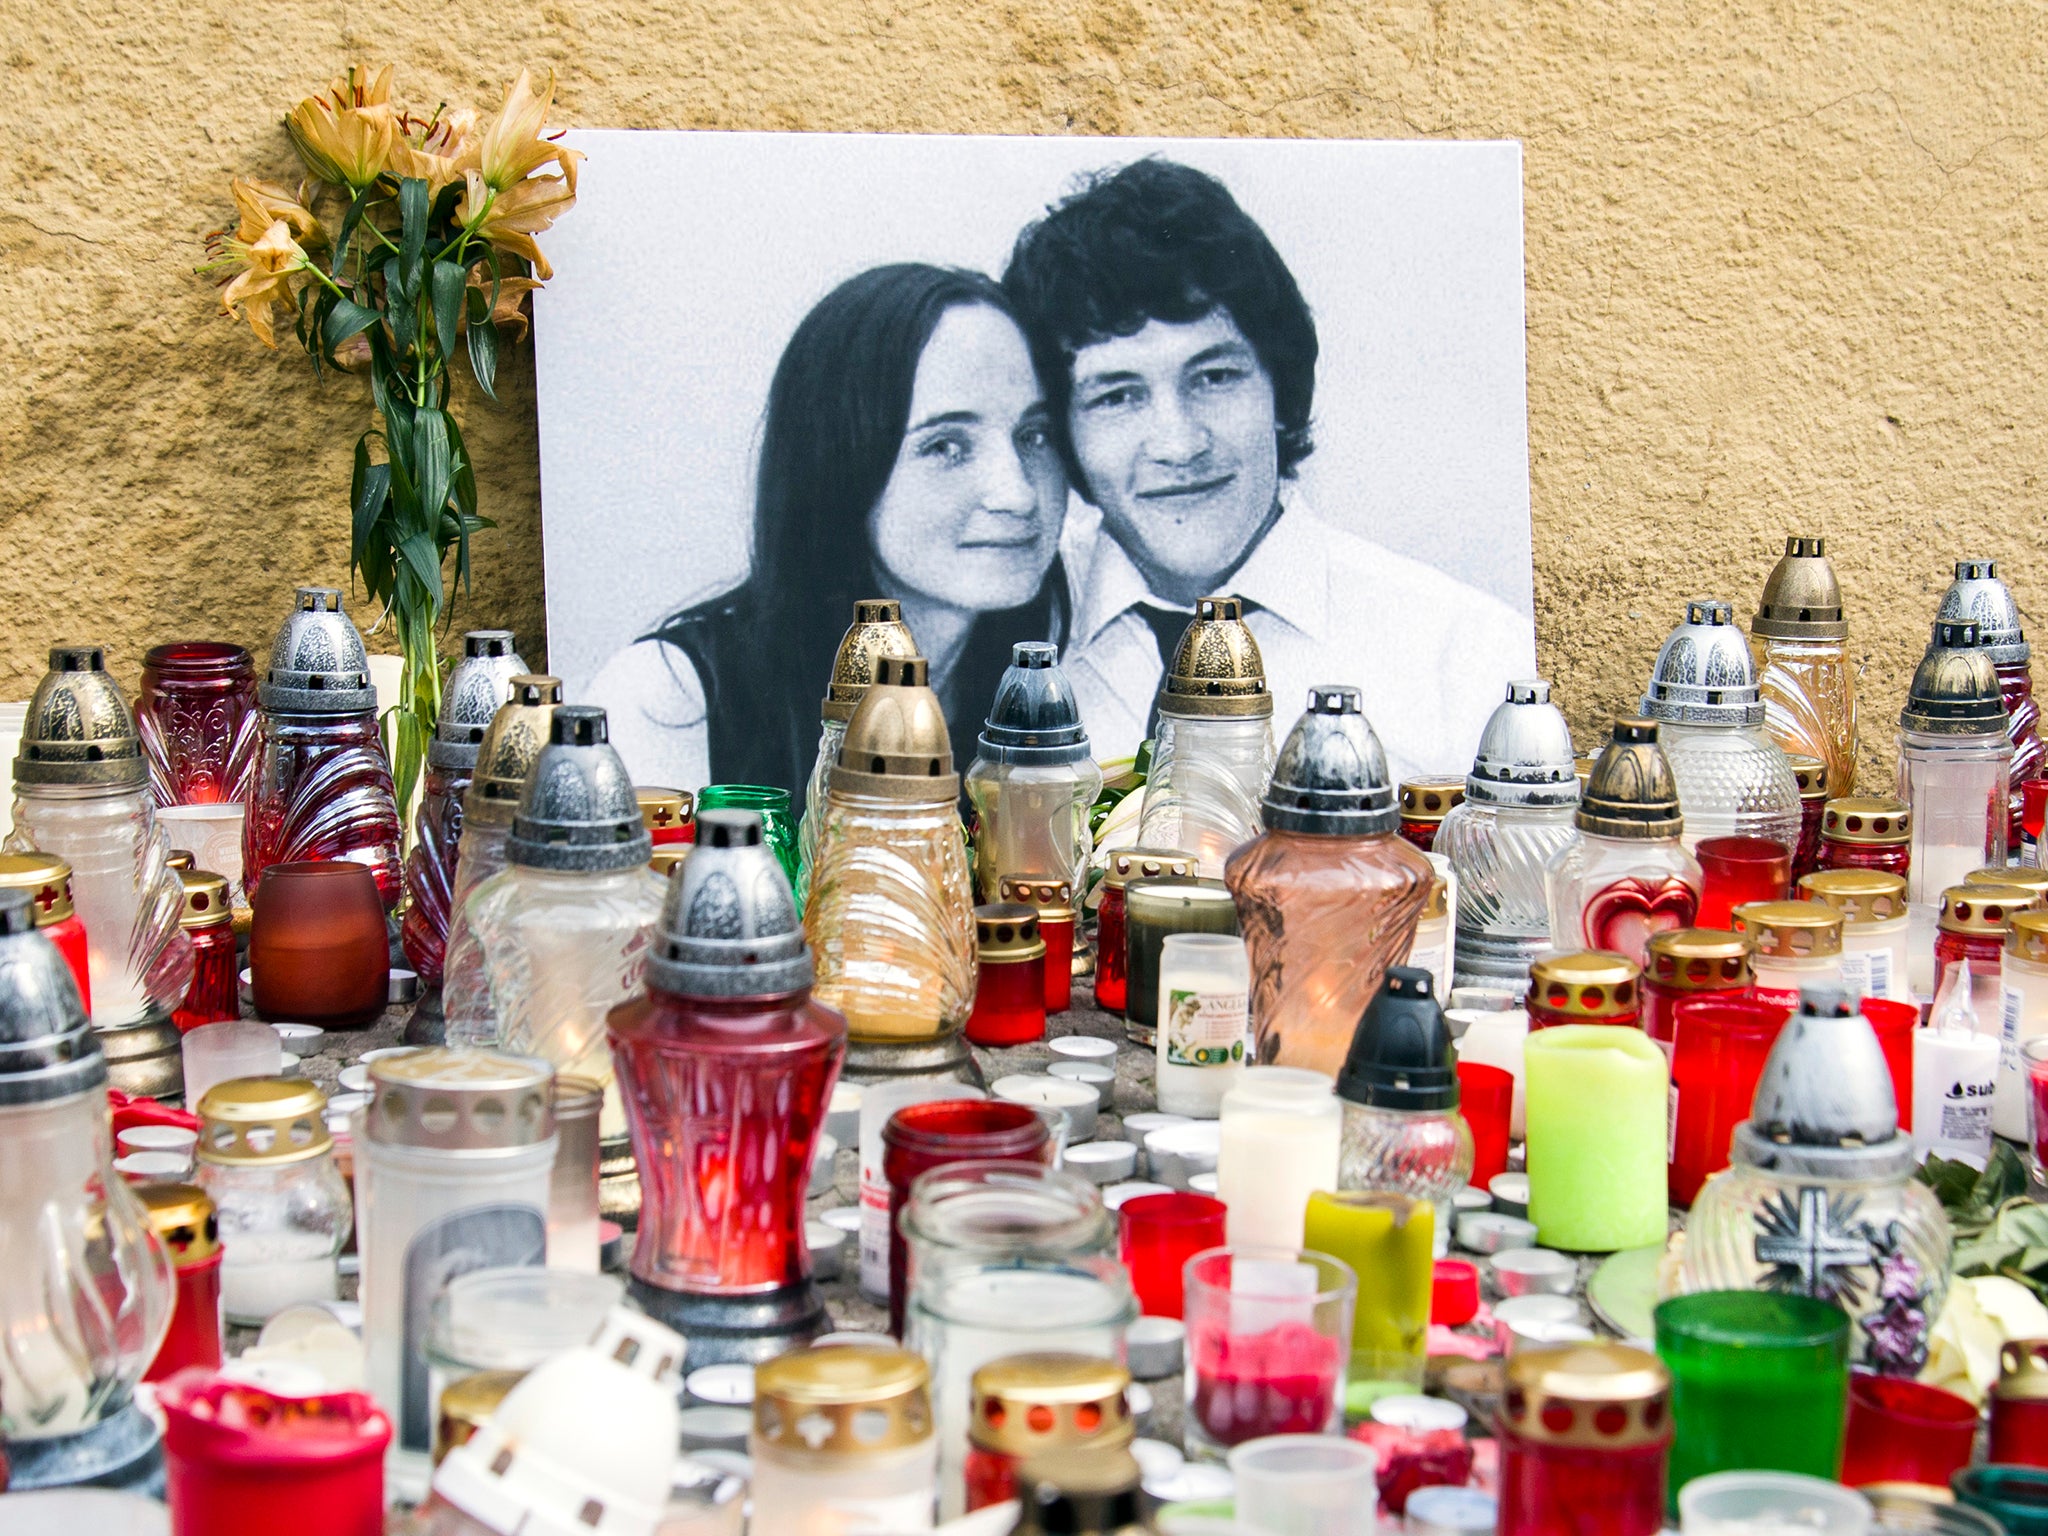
left=5, top=1, right=2045, bottom=788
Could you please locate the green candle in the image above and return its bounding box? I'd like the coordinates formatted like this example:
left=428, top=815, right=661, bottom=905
left=1302, top=1189, right=1434, bottom=1408
left=1655, top=1291, right=1849, bottom=1504
left=1524, top=1024, right=1667, bottom=1251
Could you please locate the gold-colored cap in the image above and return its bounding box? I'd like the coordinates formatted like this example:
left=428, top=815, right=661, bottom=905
left=1398, top=778, right=1465, bottom=824
left=999, top=875, right=1076, bottom=921
left=976, top=902, right=1047, bottom=961
left=1501, top=1344, right=1671, bottom=1450
left=635, top=787, right=693, bottom=833
left=2008, top=911, right=2048, bottom=965
left=166, top=848, right=195, bottom=871
left=1732, top=900, right=1844, bottom=959
left=436, top=1369, right=525, bottom=1464
left=822, top=599, right=922, bottom=723
left=0, top=852, right=75, bottom=925
left=754, top=1345, right=933, bottom=1456
left=1418, top=874, right=1448, bottom=923
left=1997, top=1339, right=2048, bottom=1402
left=650, top=847, right=690, bottom=880
left=1939, top=884, right=2040, bottom=938
left=177, top=870, right=231, bottom=929
left=1644, top=929, right=1753, bottom=992
left=1155, top=597, right=1274, bottom=719
left=1798, top=869, right=1907, bottom=925
left=830, top=655, right=959, bottom=801
left=471, top=674, right=565, bottom=825
left=1575, top=717, right=1683, bottom=840
left=1787, top=755, right=1830, bottom=800
left=1101, top=848, right=1197, bottom=892
left=196, top=1077, right=333, bottom=1166
left=1822, top=797, right=1910, bottom=846
left=1969, top=866, right=2048, bottom=903
left=1528, top=951, right=1640, bottom=1021
left=971, top=1353, right=1134, bottom=1462
left=15, top=645, right=148, bottom=789
left=137, top=1182, right=221, bottom=1264
left=1752, top=536, right=1848, bottom=641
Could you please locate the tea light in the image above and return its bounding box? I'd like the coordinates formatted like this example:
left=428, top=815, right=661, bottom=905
left=1144, top=1121, right=1222, bottom=1189
left=1188, top=1172, right=1219, bottom=1195
left=1103, top=1181, right=1173, bottom=1209
left=818, top=1206, right=863, bottom=1234
left=117, top=1150, right=192, bottom=1182
left=805, top=1220, right=847, bottom=1281
left=1050, top=1035, right=1118, bottom=1061
left=1064, top=1141, right=1139, bottom=1184
left=1489, top=1248, right=1577, bottom=1297
left=825, top=1081, right=862, bottom=1145
left=1506, top=1320, right=1595, bottom=1351
left=388, top=969, right=419, bottom=1003
left=677, top=1405, right=752, bottom=1453
left=1048, top=1059, right=1116, bottom=1107
left=807, top=1133, right=840, bottom=1197
left=1370, top=1396, right=1470, bottom=1432
left=992, top=1074, right=1099, bottom=1143
left=1453, top=1186, right=1492, bottom=1213
left=1126, top=1315, right=1187, bottom=1380
left=1457, top=1212, right=1538, bottom=1253
left=1405, top=1486, right=1499, bottom=1536
left=337, top=1064, right=370, bottom=1093
left=686, top=1364, right=755, bottom=1406
left=119, top=1124, right=199, bottom=1157
left=1130, top=1438, right=1185, bottom=1479
left=271, top=1023, right=325, bottom=1051
left=1494, top=1294, right=1581, bottom=1331
left=1489, top=1172, right=1530, bottom=1217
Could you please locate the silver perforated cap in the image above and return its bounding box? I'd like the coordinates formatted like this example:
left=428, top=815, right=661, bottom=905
left=1260, top=686, right=1399, bottom=835
left=1938, top=557, right=2029, bottom=665
left=1640, top=598, right=1765, bottom=728
left=258, top=586, right=377, bottom=713
left=506, top=706, right=653, bottom=872
left=647, top=810, right=814, bottom=997
left=430, top=631, right=530, bottom=770
left=1731, top=987, right=1910, bottom=1180
left=1466, top=680, right=1581, bottom=808
left=0, top=888, right=104, bottom=1105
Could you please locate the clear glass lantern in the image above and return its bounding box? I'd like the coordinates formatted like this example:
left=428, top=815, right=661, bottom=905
left=1751, top=536, right=1859, bottom=799
left=1898, top=618, right=2013, bottom=907
left=1939, top=557, right=2043, bottom=845
left=797, top=599, right=920, bottom=913
left=965, top=642, right=1102, bottom=904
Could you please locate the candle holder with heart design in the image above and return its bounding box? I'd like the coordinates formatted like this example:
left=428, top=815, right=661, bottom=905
left=1545, top=717, right=1703, bottom=969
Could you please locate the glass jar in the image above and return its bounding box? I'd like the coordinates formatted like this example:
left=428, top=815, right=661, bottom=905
left=1695, top=836, right=1793, bottom=931
left=963, top=1354, right=1133, bottom=1514
left=1397, top=777, right=1464, bottom=853
left=1000, top=875, right=1075, bottom=1014
left=1092, top=849, right=1194, bottom=1016
left=1227, top=686, right=1434, bottom=1077
left=798, top=600, right=921, bottom=913
left=173, top=870, right=237, bottom=1034
left=2026, top=778, right=2048, bottom=868
left=1334, top=966, right=1473, bottom=1259
left=1137, top=599, right=1276, bottom=878
left=1526, top=950, right=1642, bottom=1031
left=1992, top=1339, right=2048, bottom=1469
left=244, top=588, right=402, bottom=908
left=355, top=1048, right=557, bottom=1491
left=1155, top=933, right=1249, bottom=1117
left=137, top=640, right=261, bottom=808
left=137, top=1182, right=224, bottom=1383
left=1216, top=1066, right=1342, bottom=1250
left=547, top=1076, right=604, bottom=1273
left=1643, top=928, right=1753, bottom=1050
left=856, top=1081, right=988, bottom=1303
left=1123, top=878, right=1238, bottom=1051
left=159, top=1376, right=390, bottom=1536
left=248, top=860, right=391, bottom=1029
left=966, top=903, right=1049, bottom=1048
left=1939, top=558, right=2043, bottom=846
left=1898, top=619, right=2013, bottom=905
left=2003, top=913, right=2048, bottom=1143
left=1525, top=1025, right=1667, bottom=1252
left=1402, top=855, right=1455, bottom=996
left=0, top=852, right=93, bottom=1013
left=1182, top=1245, right=1354, bottom=1461
left=1751, top=536, right=1859, bottom=799
left=1787, top=756, right=1831, bottom=880
left=1731, top=900, right=1844, bottom=1003
left=1496, top=1343, right=1671, bottom=1536
left=751, top=1345, right=937, bottom=1534
left=194, top=1077, right=352, bottom=1325
left=1668, top=992, right=1791, bottom=1207
left=1303, top=1190, right=1434, bottom=1398
left=1818, top=796, right=1912, bottom=876
left=1936, top=882, right=2035, bottom=1022
left=899, top=1164, right=1132, bottom=1518
left=699, top=785, right=799, bottom=887
left=1799, top=868, right=1911, bottom=1004
left=965, top=643, right=1101, bottom=904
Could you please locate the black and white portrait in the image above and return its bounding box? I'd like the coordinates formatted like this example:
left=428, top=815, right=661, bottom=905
left=534, top=133, right=1539, bottom=795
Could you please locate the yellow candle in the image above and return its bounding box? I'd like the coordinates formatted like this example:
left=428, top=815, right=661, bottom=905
left=1524, top=1025, right=1668, bottom=1252
left=1302, top=1189, right=1434, bottom=1399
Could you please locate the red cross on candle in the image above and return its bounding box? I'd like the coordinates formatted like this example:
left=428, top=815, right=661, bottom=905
left=33, top=882, right=57, bottom=913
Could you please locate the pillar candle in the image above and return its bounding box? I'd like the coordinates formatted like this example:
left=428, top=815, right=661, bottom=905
left=1216, top=1067, right=1342, bottom=1250
left=1302, top=1189, right=1435, bottom=1400
left=1525, top=1026, right=1667, bottom=1252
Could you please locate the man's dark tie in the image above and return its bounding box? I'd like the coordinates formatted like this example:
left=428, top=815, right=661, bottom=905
left=1136, top=603, right=1192, bottom=740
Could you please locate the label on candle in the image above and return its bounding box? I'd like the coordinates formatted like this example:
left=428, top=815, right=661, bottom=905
left=2004, top=983, right=2027, bottom=1074
left=1165, top=987, right=1249, bottom=1068
left=1840, top=948, right=1892, bottom=1002
left=1913, top=1026, right=1998, bottom=1166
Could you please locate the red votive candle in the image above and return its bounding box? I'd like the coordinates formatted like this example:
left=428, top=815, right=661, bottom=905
left=1432, top=1260, right=1480, bottom=1327
left=174, top=870, right=238, bottom=1034
left=0, top=853, right=93, bottom=1014
left=1094, top=850, right=1197, bottom=1014
left=1000, top=875, right=1076, bottom=1015
left=1993, top=1339, right=2048, bottom=1468
left=1861, top=997, right=1918, bottom=1135
left=966, top=904, right=1049, bottom=1047
left=139, top=1184, right=224, bottom=1383
left=2024, top=780, right=2048, bottom=868
left=881, top=1099, right=1051, bottom=1336
left=1496, top=1342, right=1671, bottom=1536
left=160, top=1372, right=391, bottom=1536
left=1182, top=1245, right=1355, bottom=1458
left=1694, top=836, right=1791, bottom=930
left=1668, top=992, right=1791, bottom=1207
left=1641, top=928, right=1753, bottom=1052
left=1818, top=797, right=1913, bottom=878
left=1456, top=1060, right=1514, bottom=1188
left=1839, top=1371, right=1977, bottom=1488
left=1118, top=1192, right=1228, bottom=1319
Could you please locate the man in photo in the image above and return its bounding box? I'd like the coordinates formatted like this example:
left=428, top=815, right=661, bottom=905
left=1003, top=158, right=1536, bottom=781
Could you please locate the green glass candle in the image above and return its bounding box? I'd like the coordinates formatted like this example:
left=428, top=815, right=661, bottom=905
left=1954, top=1467, right=2048, bottom=1536
left=1124, top=877, right=1239, bottom=1046
left=1524, top=1024, right=1667, bottom=1251
left=1655, top=1291, right=1849, bottom=1504
left=699, top=785, right=798, bottom=885
left=1302, top=1189, right=1434, bottom=1410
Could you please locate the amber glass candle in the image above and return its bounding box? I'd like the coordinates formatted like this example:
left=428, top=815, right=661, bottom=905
left=249, top=860, right=390, bottom=1028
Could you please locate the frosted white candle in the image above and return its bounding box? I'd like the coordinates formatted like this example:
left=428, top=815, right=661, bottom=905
left=223, top=1255, right=339, bottom=1325
left=1155, top=934, right=1250, bottom=1118
left=1216, top=1067, right=1341, bottom=1250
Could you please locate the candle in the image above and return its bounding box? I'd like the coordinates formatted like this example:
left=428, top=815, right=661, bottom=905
left=160, top=1375, right=391, bottom=1536
left=1301, top=1189, right=1434, bottom=1400
left=1496, top=1343, right=1671, bottom=1536
left=856, top=1080, right=984, bottom=1302
left=1993, top=1339, right=2048, bottom=1469
left=1731, top=900, right=1844, bottom=1004
left=2002, top=912, right=2048, bottom=1140
left=1451, top=1000, right=1530, bottom=1138
left=1799, top=868, right=1911, bottom=1004
left=1216, top=1067, right=1341, bottom=1250
left=1818, top=796, right=1912, bottom=877
left=1525, top=1026, right=1667, bottom=1252
left=1667, top=992, right=1791, bottom=1207
left=1642, top=928, right=1753, bottom=1051
left=1093, top=849, right=1196, bottom=1015
left=1913, top=994, right=1998, bottom=1167
left=1182, top=1246, right=1355, bottom=1460
left=1155, top=934, right=1250, bottom=1117
left=1124, top=879, right=1239, bottom=1050
left=965, top=903, right=1049, bottom=1048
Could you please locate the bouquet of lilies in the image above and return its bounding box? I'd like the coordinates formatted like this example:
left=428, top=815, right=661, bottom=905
left=201, top=64, right=579, bottom=813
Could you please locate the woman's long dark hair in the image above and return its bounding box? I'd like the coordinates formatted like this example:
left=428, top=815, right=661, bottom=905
left=647, top=263, right=1060, bottom=793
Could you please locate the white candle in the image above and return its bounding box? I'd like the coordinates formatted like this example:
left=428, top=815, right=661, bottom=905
left=1913, top=1024, right=1997, bottom=1167
left=223, top=1255, right=339, bottom=1325
left=1216, top=1067, right=1341, bottom=1249
left=1155, top=934, right=1250, bottom=1118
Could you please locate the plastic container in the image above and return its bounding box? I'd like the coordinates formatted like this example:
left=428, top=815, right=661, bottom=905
left=966, top=903, right=1049, bottom=1048
left=1839, top=1371, right=1976, bottom=1489
left=1156, top=933, right=1251, bottom=1117
left=1182, top=1247, right=1355, bottom=1460
left=1695, top=836, right=1791, bottom=930
left=1216, top=1067, right=1342, bottom=1251
left=1228, top=1434, right=1380, bottom=1536
left=1496, top=1342, right=1671, bottom=1536
left=1678, top=1471, right=1870, bottom=1536
left=1668, top=992, right=1791, bottom=1206
left=1118, top=1192, right=1228, bottom=1320
left=181, top=1018, right=284, bottom=1106
left=159, top=1374, right=391, bottom=1536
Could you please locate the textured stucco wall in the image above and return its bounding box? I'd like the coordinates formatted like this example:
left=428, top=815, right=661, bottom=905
left=4, top=1, right=2046, bottom=788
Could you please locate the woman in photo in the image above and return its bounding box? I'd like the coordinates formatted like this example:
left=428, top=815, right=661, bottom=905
left=590, top=263, right=1070, bottom=794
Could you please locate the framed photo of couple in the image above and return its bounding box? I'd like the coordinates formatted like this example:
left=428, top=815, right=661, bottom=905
left=534, top=131, right=1539, bottom=798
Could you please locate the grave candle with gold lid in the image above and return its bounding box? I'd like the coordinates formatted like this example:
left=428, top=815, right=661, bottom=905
left=1398, top=778, right=1465, bottom=853
left=1730, top=900, right=1844, bottom=1004
left=0, top=852, right=91, bottom=1013
left=964, top=1353, right=1133, bottom=1514
left=1799, top=868, right=1911, bottom=1005
left=750, top=1344, right=938, bottom=1533
left=1751, top=535, right=1858, bottom=799
left=798, top=599, right=921, bottom=911
left=1787, top=756, right=1831, bottom=880
left=1497, top=1343, right=1672, bottom=1536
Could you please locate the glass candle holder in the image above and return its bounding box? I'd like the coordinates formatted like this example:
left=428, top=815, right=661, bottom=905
left=248, top=861, right=390, bottom=1030
left=173, top=871, right=237, bottom=1034
left=1678, top=1471, right=1871, bottom=1536
left=1859, top=997, right=1917, bottom=1135
left=1954, top=1467, right=2048, bottom=1536
left=1526, top=951, right=1641, bottom=1031
left=1156, top=933, right=1251, bottom=1117
left=698, top=785, right=797, bottom=885
left=963, top=1354, right=1134, bottom=1514
left=1838, top=1371, right=1977, bottom=1489
left=180, top=1018, right=283, bottom=1107
left=1751, top=537, right=1858, bottom=798
left=1093, top=849, right=1195, bottom=1016
left=1181, top=1245, right=1355, bottom=1461
left=966, top=903, right=1049, bottom=1048
left=1819, top=798, right=1912, bottom=877
left=1788, top=757, right=1831, bottom=880
left=1217, top=1067, right=1342, bottom=1251
left=1228, top=1434, right=1381, bottom=1536
left=1800, top=869, right=1911, bottom=1004
left=883, top=1101, right=1053, bottom=1336
left=156, top=803, right=247, bottom=923
left=1655, top=1291, right=1850, bottom=1500
left=137, top=641, right=260, bottom=808
left=1398, top=779, right=1465, bottom=854
left=137, top=1183, right=224, bottom=1383
left=1695, top=836, right=1791, bottom=929
left=1936, top=882, right=2035, bottom=1028
left=1118, top=1191, right=1228, bottom=1319
left=2026, top=778, right=2048, bottom=867
left=1302, top=1190, right=1434, bottom=1399
left=1992, top=1339, right=2048, bottom=1468
left=1001, top=875, right=1076, bottom=1015
left=2025, top=1037, right=2048, bottom=1183
left=1496, top=1342, right=1672, bottom=1536
left=855, top=1082, right=985, bottom=1302
left=0, top=852, right=94, bottom=1013
left=1731, top=900, right=1844, bottom=1002
left=1668, top=993, right=1791, bottom=1207
left=1525, top=1026, right=1668, bottom=1252
left=1124, top=878, right=1239, bottom=1052
left=1456, top=1060, right=1514, bottom=1188
left=547, top=1076, right=603, bottom=1273
left=750, top=1345, right=937, bottom=1535
left=1898, top=631, right=2013, bottom=908
left=965, top=643, right=1101, bottom=905
left=159, top=1375, right=391, bottom=1536
left=1643, top=928, right=1753, bottom=1051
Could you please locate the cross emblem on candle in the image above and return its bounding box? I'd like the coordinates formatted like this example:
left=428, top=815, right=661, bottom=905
left=1753, top=1185, right=1872, bottom=1306
left=33, top=882, right=57, bottom=913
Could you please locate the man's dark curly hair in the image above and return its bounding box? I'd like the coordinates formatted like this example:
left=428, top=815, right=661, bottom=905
left=1003, top=158, right=1319, bottom=481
